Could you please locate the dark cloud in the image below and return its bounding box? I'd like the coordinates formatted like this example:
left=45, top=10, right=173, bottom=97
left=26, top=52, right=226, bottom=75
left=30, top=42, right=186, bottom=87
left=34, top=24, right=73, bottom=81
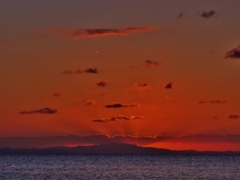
left=200, top=10, right=220, bottom=18
left=165, top=83, right=173, bottom=89
left=92, top=115, right=144, bottom=122
left=20, top=107, right=57, bottom=115
left=127, top=83, right=152, bottom=91
left=92, top=119, right=105, bottom=123
left=96, top=81, right=108, bottom=87
left=104, top=103, right=139, bottom=108
left=229, top=115, right=240, bottom=119
left=62, top=69, right=74, bottom=74
left=225, top=46, right=240, bottom=59
left=43, top=26, right=158, bottom=40
left=145, top=59, right=159, bottom=67
left=62, top=67, right=100, bottom=74
left=51, top=93, right=61, bottom=98
left=198, top=100, right=227, bottom=104
left=84, top=67, right=99, bottom=74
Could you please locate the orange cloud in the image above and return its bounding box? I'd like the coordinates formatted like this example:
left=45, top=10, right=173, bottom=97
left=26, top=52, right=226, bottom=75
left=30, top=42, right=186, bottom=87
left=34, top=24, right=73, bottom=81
left=51, top=93, right=61, bottom=98
left=92, top=115, right=144, bottom=122
left=43, top=26, right=158, bottom=40
left=127, top=83, right=152, bottom=91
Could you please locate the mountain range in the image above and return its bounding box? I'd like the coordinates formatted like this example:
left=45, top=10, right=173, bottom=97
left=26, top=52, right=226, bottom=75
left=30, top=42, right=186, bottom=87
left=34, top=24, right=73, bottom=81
left=1, top=144, right=239, bottom=155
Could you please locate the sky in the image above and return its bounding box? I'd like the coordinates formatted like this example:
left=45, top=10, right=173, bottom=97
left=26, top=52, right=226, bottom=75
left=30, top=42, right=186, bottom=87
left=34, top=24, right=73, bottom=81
left=1, top=0, right=240, bottom=151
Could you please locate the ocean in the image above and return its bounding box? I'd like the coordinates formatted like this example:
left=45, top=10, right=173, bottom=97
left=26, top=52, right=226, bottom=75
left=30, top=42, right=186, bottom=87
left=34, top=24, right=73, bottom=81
left=0, top=155, right=240, bottom=179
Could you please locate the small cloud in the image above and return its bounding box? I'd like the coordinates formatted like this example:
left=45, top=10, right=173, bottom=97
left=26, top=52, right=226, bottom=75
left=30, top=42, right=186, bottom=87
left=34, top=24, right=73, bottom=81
left=177, top=12, right=184, bottom=18
left=104, top=103, right=139, bottom=108
left=96, top=81, right=108, bottom=87
left=84, top=67, right=99, bottom=74
left=62, top=69, right=74, bottom=74
left=76, top=68, right=82, bottom=74
left=20, top=107, right=57, bottom=114
left=92, top=119, right=105, bottom=123
left=85, top=99, right=96, bottom=105
left=42, top=26, right=158, bottom=40
left=200, top=10, right=220, bottom=18
left=94, top=90, right=107, bottom=97
left=165, top=83, right=173, bottom=89
left=225, top=46, right=240, bottom=59
left=229, top=115, right=240, bottom=119
left=51, top=93, right=61, bottom=98
left=145, top=59, right=160, bottom=68
left=92, top=115, right=144, bottom=122
left=198, top=100, right=227, bottom=104
left=127, top=83, right=152, bottom=91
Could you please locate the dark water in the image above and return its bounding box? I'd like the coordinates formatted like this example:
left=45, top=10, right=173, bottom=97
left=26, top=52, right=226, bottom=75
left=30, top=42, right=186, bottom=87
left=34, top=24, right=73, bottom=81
left=0, top=155, right=240, bottom=179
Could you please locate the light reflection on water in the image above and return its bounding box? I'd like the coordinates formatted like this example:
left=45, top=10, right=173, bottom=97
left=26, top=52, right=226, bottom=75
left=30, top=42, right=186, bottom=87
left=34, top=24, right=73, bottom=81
left=0, top=155, right=240, bottom=179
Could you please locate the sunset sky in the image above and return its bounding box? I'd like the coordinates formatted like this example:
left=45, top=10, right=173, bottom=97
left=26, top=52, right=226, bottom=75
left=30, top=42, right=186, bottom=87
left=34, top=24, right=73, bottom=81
left=1, top=0, right=240, bottom=151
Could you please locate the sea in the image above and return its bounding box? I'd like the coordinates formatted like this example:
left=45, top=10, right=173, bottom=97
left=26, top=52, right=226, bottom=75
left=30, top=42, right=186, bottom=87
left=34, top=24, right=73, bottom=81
left=0, top=155, right=240, bottom=179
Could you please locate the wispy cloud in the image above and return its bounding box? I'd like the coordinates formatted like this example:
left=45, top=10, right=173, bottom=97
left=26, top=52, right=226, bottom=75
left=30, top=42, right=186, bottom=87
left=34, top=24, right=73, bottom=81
left=177, top=12, right=184, bottom=19
left=127, top=83, right=152, bottom=91
left=62, top=67, right=100, bottom=74
left=85, top=99, right=96, bottom=106
left=200, top=10, right=220, bottom=18
left=165, top=83, right=173, bottom=89
left=43, top=26, right=158, bottom=40
left=145, top=59, right=160, bottom=68
left=62, top=69, right=74, bottom=74
left=76, top=68, right=82, bottom=74
left=96, top=81, right=108, bottom=87
left=92, top=115, right=144, bottom=122
left=51, top=93, right=61, bottom=98
left=104, top=103, right=139, bottom=108
left=229, top=115, right=240, bottom=119
left=225, top=46, right=240, bottom=59
left=20, top=107, right=57, bottom=114
left=198, top=100, right=227, bottom=104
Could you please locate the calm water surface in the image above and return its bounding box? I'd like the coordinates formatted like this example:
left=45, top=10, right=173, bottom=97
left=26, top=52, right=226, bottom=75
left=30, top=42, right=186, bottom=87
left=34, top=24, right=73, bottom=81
left=0, top=155, right=240, bottom=179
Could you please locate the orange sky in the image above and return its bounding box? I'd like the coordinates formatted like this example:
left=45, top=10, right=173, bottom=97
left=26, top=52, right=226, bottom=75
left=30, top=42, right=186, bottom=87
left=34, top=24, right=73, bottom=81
left=1, top=0, right=240, bottom=151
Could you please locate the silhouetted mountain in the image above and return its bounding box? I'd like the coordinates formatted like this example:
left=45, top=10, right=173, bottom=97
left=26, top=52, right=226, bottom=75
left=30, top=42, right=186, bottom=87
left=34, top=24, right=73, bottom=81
left=0, top=144, right=239, bottom=155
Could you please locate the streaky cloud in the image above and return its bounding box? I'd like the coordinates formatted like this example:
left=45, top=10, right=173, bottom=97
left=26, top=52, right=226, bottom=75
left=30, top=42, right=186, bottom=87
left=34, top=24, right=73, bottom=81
left=62, top=67, right=100, bottom=74
left=104, top=103, right=139, bottom=108
left=43, top=26, right=158, bottom=40
left=229, top=115, right=240, bottom=119
left=92, top=115, right=144, bottom=122
left=198, top=100, right=227, bottom=104
left=20, top=107, right=57, bottom=114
